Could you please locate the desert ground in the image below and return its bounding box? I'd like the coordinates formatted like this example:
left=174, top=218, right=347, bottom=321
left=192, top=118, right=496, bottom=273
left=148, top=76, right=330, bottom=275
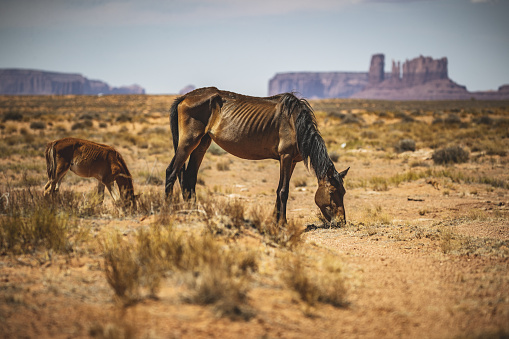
left=0, top=95, right=508, bottom=338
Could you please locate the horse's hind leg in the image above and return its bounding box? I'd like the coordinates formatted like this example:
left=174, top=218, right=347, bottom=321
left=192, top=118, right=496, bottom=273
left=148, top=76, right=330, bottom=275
left=165, top=137, right=203, bottom=198
left=181, top=134, right=212, bottom=200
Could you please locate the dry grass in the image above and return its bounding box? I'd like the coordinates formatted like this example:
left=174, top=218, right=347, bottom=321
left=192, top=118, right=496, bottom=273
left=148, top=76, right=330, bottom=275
left=281, top=253, right=347, bottom=308
left=100, top=221, right=258, bottom=317
left=249, top=206, right=304, bottom=249
left=1, top=95, right=508, bottom=336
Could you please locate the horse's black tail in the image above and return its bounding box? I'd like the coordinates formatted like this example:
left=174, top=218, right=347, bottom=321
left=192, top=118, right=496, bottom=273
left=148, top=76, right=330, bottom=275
left=169, top=95, right=187, bottom=189
left=170, top=96, right=185, bottom=153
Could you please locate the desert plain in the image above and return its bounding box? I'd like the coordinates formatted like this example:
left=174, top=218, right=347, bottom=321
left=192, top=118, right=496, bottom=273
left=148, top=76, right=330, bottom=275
left=0, top=94, right=508, bottom=338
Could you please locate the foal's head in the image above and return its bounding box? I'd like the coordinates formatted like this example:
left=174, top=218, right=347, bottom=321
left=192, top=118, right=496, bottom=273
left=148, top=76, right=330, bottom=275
left=116, top=173, right=136, bottom=210
left=315, top=166, right=349, bottom=224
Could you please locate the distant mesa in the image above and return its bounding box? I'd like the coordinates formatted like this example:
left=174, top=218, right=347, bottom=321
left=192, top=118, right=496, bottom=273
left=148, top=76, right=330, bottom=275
left=269, top=54, right=509, bottom=100
left=0, top=69, right=145, bottom=95
left=179, top=85, right=196, bottom=95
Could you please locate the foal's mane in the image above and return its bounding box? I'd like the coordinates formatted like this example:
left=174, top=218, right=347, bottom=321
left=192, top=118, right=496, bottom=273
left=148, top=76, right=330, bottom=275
left=279, top=93, right=333, bottom=180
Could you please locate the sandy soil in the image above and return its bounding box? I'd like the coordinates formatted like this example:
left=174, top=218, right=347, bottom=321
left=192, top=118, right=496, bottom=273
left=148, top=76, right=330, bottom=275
left=1, top=149, right=508, bottom=339
left=0, top=96, right=508, bottom=338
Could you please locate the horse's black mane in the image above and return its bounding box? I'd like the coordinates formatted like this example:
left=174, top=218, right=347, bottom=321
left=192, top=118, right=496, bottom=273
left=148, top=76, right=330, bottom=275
left=280, top=93, right=332, bottom=180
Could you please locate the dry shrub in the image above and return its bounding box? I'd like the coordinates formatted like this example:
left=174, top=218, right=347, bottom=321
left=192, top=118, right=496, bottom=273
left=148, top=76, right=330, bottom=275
left=293, top=177, right=307, bottom=188
left=356, top=205, right=392, bottom=232
left=432, top=146, right=469, bottom=165
left=102, top=223, right=188, bottom=303
left=135, top=224, right=185, bottom=295
left=0, top=205, right=76, bottom=254
left=395, top=139, right=416, bottom=153
left=220, top=199, right=245, bottom=228
left=182, top=236, right=257, bottom=319
left=101, top=224, right=257, bottom=318
left=216, top=160, right=230, bottom=171
left=250, top=207, right=303, bottom=249
left=102, top=232, right=141, bottom=303
left=89, top=320, right=136, bottom=339
left=29, top=121, right=46, bottom=130
left=439, top=226, right=454, bottom=254
left=71, top=120, right=93, bottom=130
left=329, top=151, right=340, bottom=163
left=341, top=113, right=364, bottom=125
left=281, top=253, right=347, bottom=308
left=444, top=113, right=461, bottom=125
left=2, top=111, right=23, bottom=122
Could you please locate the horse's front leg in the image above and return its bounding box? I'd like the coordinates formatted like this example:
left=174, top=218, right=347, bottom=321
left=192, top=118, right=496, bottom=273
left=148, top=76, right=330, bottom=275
left=275, top=156, right=296, bottom=224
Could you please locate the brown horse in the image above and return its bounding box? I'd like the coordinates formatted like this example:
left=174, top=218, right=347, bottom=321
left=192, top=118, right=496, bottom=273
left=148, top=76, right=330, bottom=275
left=44, top=137, right=135, bottom=208
left=165, top=87, right=349, bottom=223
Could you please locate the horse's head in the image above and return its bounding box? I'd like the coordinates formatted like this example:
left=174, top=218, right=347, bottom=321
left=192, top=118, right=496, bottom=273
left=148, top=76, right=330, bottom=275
left=315, top=166, right=349, bottom=223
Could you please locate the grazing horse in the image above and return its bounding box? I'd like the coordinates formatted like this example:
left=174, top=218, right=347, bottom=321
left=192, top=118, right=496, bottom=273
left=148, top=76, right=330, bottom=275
left=44, top=137, right=135, bottom=208
left=165, top=87, right=349, bottom=223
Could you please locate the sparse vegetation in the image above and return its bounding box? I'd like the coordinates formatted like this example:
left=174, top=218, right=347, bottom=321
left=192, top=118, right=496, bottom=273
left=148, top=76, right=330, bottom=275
left=0, top=95, right=508, bottom=338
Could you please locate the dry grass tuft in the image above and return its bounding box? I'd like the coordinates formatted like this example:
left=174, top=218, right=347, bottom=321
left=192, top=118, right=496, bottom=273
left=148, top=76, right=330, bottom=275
left=101, top=222, right=258, bottom=317
left=102, top=232, right=141, bottom=303
left=220, top=199, right=245, bottom=229
left=0, top=204, right=78, bottom=255
left=281, top=253, right=347, bottom=308
left=249, top=207, right=304, bottom=249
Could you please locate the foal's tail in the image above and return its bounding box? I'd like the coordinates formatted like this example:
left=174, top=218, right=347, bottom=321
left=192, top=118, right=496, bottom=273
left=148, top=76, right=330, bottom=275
left=45, top=141, right=57, bottom=181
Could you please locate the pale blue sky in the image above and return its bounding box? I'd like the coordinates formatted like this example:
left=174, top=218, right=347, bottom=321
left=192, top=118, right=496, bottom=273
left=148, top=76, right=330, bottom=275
left=1, top=0, right=508, bottom=96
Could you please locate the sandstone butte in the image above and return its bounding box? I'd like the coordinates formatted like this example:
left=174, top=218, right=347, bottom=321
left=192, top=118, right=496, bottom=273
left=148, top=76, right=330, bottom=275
left=268, top=54, right=509, bottom=100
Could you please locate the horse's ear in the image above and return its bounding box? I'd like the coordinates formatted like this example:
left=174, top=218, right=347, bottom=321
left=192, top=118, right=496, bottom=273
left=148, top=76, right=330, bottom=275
left=338, top=167, right=350, bottom=179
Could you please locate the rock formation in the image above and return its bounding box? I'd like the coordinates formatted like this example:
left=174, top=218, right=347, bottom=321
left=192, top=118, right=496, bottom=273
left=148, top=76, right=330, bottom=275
left=269, top=54, right=509, bottom=100
left=0, top=69, right=145, bottom=95
left=179, top=85, right=196, bottom=95
left=368, top=54, right=385, bottom=87
left=268, top=72, right=369, bottom=99
left=401, top=56, right=448, bottom=87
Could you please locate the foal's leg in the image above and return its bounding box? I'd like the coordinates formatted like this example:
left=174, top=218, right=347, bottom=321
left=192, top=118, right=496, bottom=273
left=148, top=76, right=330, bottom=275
left=275, top=156, right=296, bottom=223
left=181, top=134, right=212, bottom=200
left=44, top=161, right=70, bottom=195
left=104, top=182, right=118, bottom=202
left=96, top=182, right=106, bottom=204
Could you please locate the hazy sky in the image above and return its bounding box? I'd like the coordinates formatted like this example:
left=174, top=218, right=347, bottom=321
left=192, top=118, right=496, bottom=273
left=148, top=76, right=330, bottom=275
left=1, top=0, right=508, bottom=96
